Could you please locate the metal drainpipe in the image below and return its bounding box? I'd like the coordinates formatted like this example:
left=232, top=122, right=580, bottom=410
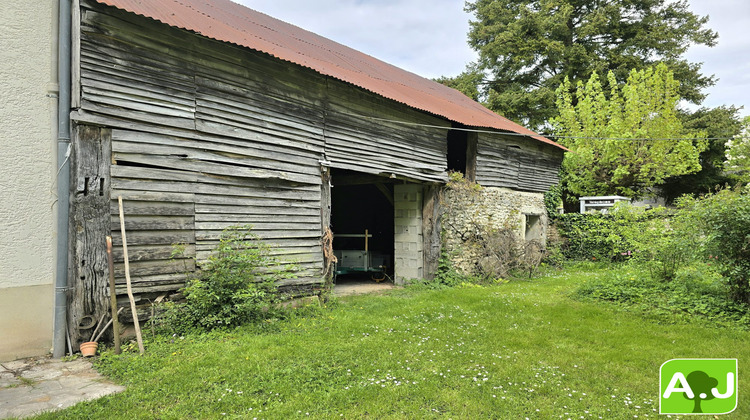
left=53, top=0, right=72, bottom=358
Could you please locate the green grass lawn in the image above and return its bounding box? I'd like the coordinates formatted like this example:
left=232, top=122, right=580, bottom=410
left=37, top=265, right=748, bottom=419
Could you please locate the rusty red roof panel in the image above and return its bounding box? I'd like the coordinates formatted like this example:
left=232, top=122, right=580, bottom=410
left=94, top=0, right=564, bottom=149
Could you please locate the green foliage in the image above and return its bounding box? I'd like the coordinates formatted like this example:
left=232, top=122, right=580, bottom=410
left=724, top=116, right=750, bottom=185
left=555, top=210, right=634, bottom=261
left=661, top=106, right=745, bottom=201
left=557, top=202, right=704, bottom=281
left=462, top=0, right=717, bottom=129
left=684, top=187, right=750, bottom=304
left=552, top=64, right=707, bottom=198
left=540, top=239, right=566, bottom=269
left=616, top=204, right=702, bottom=282
left=558, top=185, right=750, bottom=307
left=157, top=226, right=297, bottom=333
left=574, top=266, right=750, bottom=328
left=564, top=188, right=750, bottom=307
left=433, top=67, right=484, bottom=102
left=543, top=183, right=562, bottom=218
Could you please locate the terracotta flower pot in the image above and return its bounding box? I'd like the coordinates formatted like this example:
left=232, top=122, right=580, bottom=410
left=80, top=341, right=98, bottom=357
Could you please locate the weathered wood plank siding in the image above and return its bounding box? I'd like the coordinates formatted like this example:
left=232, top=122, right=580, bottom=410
left=77, top=1, right=327, bottom=298
left=325, top=86, right=449, bottom=182
left=74, top=0, right=451, bottom=303
left=476, top=133, right=563, bottom=192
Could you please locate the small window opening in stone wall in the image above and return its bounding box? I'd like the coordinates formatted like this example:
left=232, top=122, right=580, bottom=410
left=524, top=214, right=542, bottom=241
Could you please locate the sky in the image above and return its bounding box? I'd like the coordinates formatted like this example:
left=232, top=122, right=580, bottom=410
left=236, top=0, right=749, bottom=118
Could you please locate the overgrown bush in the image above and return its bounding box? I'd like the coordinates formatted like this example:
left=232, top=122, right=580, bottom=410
left=555, top=205, right=698, bottom=281
left=544, top=183, right=562, bottom=218
left=684, top=187, right=750, bottom=304
left=554, top=209, right=637, bottom=260
left=155, top=225, right=297, bottom=333
left=561, top=186, right=750, bottom=306
left=614, top=205, right=700, bottom=282
left=574, top=264, right=750, bottom=328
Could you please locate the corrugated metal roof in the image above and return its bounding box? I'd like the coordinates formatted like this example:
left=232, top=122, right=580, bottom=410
left=94, top=0, right=564, bottom=150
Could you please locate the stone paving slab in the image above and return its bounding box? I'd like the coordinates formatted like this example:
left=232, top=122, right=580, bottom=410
left=0, top=356, right=124, bottom=419
left=333, top=279, right=396, bottom=297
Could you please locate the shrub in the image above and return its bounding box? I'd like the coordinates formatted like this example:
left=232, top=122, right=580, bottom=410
left=574, top=265, right=750, bottom=328
left=544, top=183, right=562, bottom=218
left=554, top=208, right=637, bottom=260
left=555, top=204, right=699, bottom=281
left=156, top=225, right=297, bottom=333
left=686, top=187, right=750, bottom=304
left=540, top=239, right=566, bottom=268
left=614, top=205, right=700, bottom=282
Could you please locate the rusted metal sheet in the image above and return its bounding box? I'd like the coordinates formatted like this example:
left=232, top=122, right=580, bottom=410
left=93, top=0, right=564, bottom=150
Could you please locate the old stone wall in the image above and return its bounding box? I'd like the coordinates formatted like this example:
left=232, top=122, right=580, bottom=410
left=441, top=185, right=547, bottom=275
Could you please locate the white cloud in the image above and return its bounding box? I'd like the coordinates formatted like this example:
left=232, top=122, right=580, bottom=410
left=236, top=0, right=477, bottom=78
left=685, top=0, right=750, bottom=116
left=236, top=0, right=747, bottom=115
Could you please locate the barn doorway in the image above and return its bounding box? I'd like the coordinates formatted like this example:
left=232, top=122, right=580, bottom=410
left=330, top=169, right=395, bottom=294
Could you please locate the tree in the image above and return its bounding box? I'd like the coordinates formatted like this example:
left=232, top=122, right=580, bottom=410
left=660, top=106, right=745, bottom=201
left=434, top=67, right=483, bottom=102
left=684, top=371, right=717, bottom=413
left=552, top=64, right=707, bottom=198
left=457, top=0, right=717, bottom=129
left=725, top=116, right=750, bottom=185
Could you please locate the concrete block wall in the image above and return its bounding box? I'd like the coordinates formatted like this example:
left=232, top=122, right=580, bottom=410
left=393, top=184, right=423, bottom=284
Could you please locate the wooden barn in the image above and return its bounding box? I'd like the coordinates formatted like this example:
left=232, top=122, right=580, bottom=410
left=64, top=0, right=565, bottom=347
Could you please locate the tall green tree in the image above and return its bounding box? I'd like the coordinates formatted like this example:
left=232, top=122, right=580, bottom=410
left=456, top=0, right=717, bottom=129
left=552, top=64, right=707, bottom=198
left=660, top=106, right=745, bottom=201
left=434, top=67, right=483, bottom=102
left=724, top=116, right=750, bottom=185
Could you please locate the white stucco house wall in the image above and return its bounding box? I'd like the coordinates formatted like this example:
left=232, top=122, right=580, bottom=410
left=0, top=1, right=59, bottom=361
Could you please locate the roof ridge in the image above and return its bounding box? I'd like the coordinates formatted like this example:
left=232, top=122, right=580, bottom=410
left=92, top=0, right=565, bottom=150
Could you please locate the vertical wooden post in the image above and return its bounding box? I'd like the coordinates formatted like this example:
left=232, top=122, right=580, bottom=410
left=119, top=197, right=145, bottom=355
left=465, top=132, right=478, bottom=183
left=105, top=236, right=121, bottom=354
left=321, top=166, right=332, bottom=234
left=68, top=125, right=111, bottom=350
left=320, top=166, right=334, bottom=288
left=422, top=184, right=442, bottom=281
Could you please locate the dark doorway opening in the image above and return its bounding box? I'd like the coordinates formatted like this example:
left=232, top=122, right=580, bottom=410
left=330, top=169, right=395, bottom=286
left=446, top=124, right=477, bottom=181
left=447, top=129, right=467, bottom=174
